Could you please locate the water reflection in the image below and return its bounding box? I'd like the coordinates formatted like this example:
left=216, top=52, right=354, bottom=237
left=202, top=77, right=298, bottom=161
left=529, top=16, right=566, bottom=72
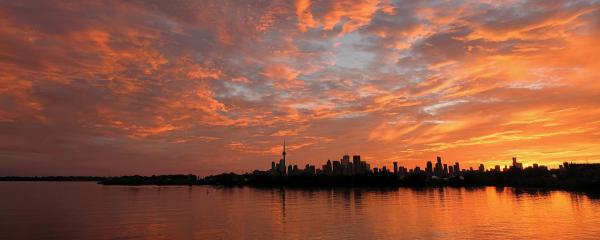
left=0, top=182, right=599, bottom=240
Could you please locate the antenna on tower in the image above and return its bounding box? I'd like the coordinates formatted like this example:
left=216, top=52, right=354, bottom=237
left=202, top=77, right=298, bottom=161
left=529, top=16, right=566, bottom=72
left=282, top=138, right=286, bottom=161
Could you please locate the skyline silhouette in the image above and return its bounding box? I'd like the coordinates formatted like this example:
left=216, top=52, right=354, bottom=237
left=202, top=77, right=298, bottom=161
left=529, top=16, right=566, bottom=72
left=1, top=139, right=599, bottom=178
left=266, top=140, right=557, bottom=177
left=82, top=140, right=600, bottom=190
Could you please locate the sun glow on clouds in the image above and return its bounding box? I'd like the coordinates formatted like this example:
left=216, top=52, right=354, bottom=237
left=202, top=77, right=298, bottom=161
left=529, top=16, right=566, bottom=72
left=1, top=0, right=599, bottom=175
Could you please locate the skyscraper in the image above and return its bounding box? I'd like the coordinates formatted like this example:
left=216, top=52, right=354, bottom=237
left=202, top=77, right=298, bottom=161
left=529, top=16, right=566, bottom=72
left=342, top=154, right=350, bottom=165
left=323, top=160, right=332, bottom=175
left=279, top=158, right=286, bottom=175
left=512, top=157, right=523, bottom=169
left=426, top=161, right=433, bottom=175
left=340, top=154, right=351, bottom=175
left=333, top=161, right=341, bottom=175
left=443, top=163, right=448, bottom=176
left=434, top=156, right=443, bottom=177
left=352, top=155, right=361, bottom=165
left=393, top=162, right=398, bottom=174
left=353, top=155, right=362, bottom=174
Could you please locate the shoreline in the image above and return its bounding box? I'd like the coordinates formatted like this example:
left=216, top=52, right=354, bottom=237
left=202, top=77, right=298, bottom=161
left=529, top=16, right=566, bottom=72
left=1, top=179, right=598, bottom=194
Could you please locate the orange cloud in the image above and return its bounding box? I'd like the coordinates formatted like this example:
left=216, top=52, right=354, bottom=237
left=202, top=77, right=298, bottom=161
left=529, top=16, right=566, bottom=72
left=296, top=0, right=318, bottom=32
left=1, top=0, right=599, bottom=176
left=323, top=0, right=380, bottom=34
left=262, top=64, right=304, bottom=89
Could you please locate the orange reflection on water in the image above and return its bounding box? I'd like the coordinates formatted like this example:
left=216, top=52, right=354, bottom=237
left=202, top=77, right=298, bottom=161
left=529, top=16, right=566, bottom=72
left=1, top=182, right=599, bottom=239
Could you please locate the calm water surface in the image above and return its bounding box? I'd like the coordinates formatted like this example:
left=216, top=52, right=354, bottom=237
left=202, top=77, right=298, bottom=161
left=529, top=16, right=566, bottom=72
left=1, top=182, right=599, bottom=240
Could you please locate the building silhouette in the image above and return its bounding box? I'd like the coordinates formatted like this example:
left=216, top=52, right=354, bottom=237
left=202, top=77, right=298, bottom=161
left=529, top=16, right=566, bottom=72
left=272, top=140, right=288, bottom=175
left=434, top=156, right=443, bottom=177
left=426, top=161, right=433, bottom=176
left=512, top=157, right=523, bottom=170
left=333, top=161, right=341, bottom=175
left=323, top=160, right=332, bottom=174
left=262, top=141, right=593, bottom=186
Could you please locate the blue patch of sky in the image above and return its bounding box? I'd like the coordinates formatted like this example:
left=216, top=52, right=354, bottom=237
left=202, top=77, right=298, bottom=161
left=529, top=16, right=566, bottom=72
left=334, top=32, right=374, bottom=69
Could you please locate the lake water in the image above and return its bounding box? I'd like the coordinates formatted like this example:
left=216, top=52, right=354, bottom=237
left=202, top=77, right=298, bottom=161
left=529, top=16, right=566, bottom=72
left=1, top=182, right=599, bottom=240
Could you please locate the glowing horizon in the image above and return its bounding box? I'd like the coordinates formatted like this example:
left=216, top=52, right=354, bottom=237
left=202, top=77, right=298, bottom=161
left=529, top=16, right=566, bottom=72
left=1, top=0, right=599, bottom=176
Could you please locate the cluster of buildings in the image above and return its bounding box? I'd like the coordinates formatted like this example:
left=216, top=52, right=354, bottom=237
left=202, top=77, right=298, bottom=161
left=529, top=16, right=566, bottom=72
left=269, top=141, right=460, bottom=177
left=267, top=141, right=582, bottom=177
left=424, top=156, right=460, bottom=178
left=270, top=142, right=369, bottom=176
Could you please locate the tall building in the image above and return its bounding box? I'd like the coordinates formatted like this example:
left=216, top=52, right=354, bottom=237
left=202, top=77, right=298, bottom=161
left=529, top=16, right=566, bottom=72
left=512, top=157, right=523, bottom=170
left=323, top=160, right=332, bottom=174
left=333, top=161, right=341, bottom=175
left=353, top=155, right=363, bottom=175
left=443, top=164, right=448, bottom=176
left=478, top=164, right=485, bottom=173
left=393, top=162, right=398, bottom=174
left=352, top=155, right=361, bottom=166
left=341, top=154, right=350, bottom=165
left=278, top=158, right=286, bottom=174
left=434, top=156, right=443, bottom=177
left=426, top=161, right=433, bottom=175
left=341, top=154, right=351, bottom=175
left=454, top=162, right=460, bottom=174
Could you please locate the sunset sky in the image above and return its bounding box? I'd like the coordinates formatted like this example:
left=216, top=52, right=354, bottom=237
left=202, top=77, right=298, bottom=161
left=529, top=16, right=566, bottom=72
left=1, top=0, right=599, bottom=176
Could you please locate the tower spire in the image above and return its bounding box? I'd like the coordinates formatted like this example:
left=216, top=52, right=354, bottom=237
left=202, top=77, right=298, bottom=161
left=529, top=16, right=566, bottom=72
left=282, top=138, right=286, bottom=161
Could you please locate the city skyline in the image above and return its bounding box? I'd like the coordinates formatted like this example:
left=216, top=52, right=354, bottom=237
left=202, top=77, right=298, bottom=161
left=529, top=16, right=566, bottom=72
left=265, top=140, right=558, bottom=178
left=195, top=138, right=599, bottom=190
left=1, top=1, right=599, bottom=176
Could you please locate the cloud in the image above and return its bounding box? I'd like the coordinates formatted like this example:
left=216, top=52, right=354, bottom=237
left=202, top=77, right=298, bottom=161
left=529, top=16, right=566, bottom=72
left=262, top=64, right=304, bottom=89
left=296, top=0, right=318, bottom=32
left=1, top=0, right=599, bottom=176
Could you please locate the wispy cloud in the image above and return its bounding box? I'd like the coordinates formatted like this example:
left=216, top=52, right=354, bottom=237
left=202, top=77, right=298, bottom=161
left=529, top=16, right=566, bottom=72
left=1, top=0, right=599, bottom=175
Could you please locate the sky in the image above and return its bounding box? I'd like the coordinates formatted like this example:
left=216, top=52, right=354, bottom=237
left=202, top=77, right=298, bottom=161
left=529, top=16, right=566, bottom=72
left=1, top=0, right=599, bottom=176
